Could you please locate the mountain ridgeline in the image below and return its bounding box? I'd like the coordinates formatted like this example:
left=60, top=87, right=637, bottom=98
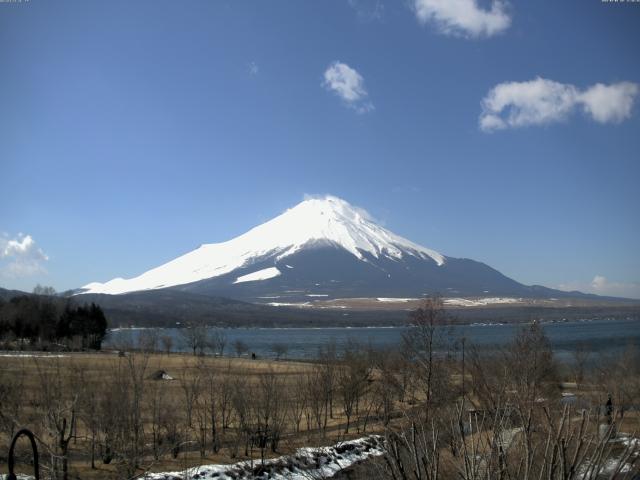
left=78, top=196, right=603, bottom=303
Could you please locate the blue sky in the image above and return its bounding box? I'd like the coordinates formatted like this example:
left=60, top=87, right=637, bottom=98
left=1, top=0, right=639, bottom=298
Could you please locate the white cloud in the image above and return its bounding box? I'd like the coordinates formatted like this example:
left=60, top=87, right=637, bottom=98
left=558, top=275, right=640, bottom=300
left=480, top=77, right=639, bottom=131
left=480, top=78, right=578, bottom=130
left=0, top=233, right=49, bottom=278
left=579, top=82, right=639, bottom=123
left=322, top=61, right=374, bottom=114
left=413, top=0, right=511, bottom=38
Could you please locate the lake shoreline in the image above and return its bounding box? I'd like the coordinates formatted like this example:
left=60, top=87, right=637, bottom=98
left=104, top=318, right=640, bottom=362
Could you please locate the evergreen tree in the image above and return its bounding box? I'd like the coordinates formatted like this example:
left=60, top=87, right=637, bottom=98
left=0, top=294, right=109, bottom=351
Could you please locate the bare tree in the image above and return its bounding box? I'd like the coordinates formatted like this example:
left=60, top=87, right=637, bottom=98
left=160, top=334, right=174, bottom=355
left=596, top=344, right=639, bottom=420
left=271, top=342, right=289, bottom=360
left=193, top=361, right=208, bottom=459
left=218, top=361, right=234, bottom=431
left=372, top=349, right=404, bottom=427
left=0, top=357, right=26, bottom=442
left=180, top=322, right=208, bottom=356
left=233, top=339, right=249, bottom=357
left=230, top=376, right=250, bottom=458
left=204, top=368, right=221, bottom=453
left=467, top=347, right=509, bottom=413
left=178, top=358, right=202, bottom=428
left=98, top=352, right=151, bottom=477
left=383, top=382, right=640, bottom=480
left=507, top=321, right=559, bottom=408
left=138, top=328, right=159, bottom=353
left=73, top=363, right=101, bottom=470
left=146, top=374, right=183, bottom=464
left=210, top=329, right=227, bottom=356
left=246, top=369, right=288, bottom=463
left=571, top=342, right=590, bottom=389
left=403, top=296, right=453, bottom=416
left=318, top=341, right=337, bottom=425
left=35, top=358, right=77, bottom=480
left=126, top=352, right=150, bottom=474
left=33, top=284, right=57, bottom=296
left=305, top=366, right=328, bottom=433
left=336, top=341, right=371, bottom=433
left=289, top=369, right=308, bottom=433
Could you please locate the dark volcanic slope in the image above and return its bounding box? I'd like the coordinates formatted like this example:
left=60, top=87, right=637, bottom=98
left=168, top=245, right=608, bottom=303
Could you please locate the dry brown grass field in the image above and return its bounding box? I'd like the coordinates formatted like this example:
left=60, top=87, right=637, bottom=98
left=1, top=350, right=402, bottom=480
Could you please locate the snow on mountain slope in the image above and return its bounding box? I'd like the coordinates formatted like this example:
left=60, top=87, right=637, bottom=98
left=80, top=196, right=445, bottom=295
left=233, top=267, right=281, bottom=284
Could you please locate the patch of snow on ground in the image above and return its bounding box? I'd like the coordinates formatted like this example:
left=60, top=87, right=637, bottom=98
left=376, top=297, right=419, bottom=302
left=234, top=267, right=281, bottom=284
left=0, top=353, right=67, bottom=358
left=143, top=435, right=385, bottom=480
left=307, top=294, right=329, bottom=297
left=576, top=434, right=639, bottom=477
left=443, top=297, right=522, bottom=307
left=267, top=302, right=312, bottom=307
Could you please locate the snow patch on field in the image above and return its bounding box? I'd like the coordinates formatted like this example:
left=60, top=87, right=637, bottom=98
left=267, top=302, right=312, bottom=307
left=143, top=435, right=385, bottom=480
left=443, top=297, right=522, bottom=307
left=577, top=435, right=639, bottom=477
left=0, top=353, right=66, bottom=358
left=376, top=297, right=418, bottom=303
left=234, top=267, right=281, bottom=284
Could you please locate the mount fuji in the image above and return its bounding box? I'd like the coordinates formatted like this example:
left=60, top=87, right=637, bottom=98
left=79, top=196, right=583, bottom=303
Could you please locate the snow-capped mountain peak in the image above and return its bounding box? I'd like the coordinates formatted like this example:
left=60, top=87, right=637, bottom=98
left=241, top=196, right=444, bottom=264
left=80, top=196, right=445, bottom=295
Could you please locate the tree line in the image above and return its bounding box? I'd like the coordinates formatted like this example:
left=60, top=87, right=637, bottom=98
left=0, top=286, right=108, bottom=350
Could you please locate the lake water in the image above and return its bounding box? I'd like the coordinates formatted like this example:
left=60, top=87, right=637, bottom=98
left=105, top=318, right=640, bottom=362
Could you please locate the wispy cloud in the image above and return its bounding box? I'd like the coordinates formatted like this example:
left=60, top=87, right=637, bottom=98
left=413, top=0, right=511, bottom=38
left=348, top=0, right=384, bottom=22
left=247, top=61, right=259, bottom=76
left=0, top=233, right=49, bottom=278
left=302, top=194, right=377, bottom=222
left=391, top=185, right=421, bottom=194
left=480, top=77, right=639, bottom=131
left=558, top=275, right=640, bottom=300
left=322, top=61, right=374, bottom=114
